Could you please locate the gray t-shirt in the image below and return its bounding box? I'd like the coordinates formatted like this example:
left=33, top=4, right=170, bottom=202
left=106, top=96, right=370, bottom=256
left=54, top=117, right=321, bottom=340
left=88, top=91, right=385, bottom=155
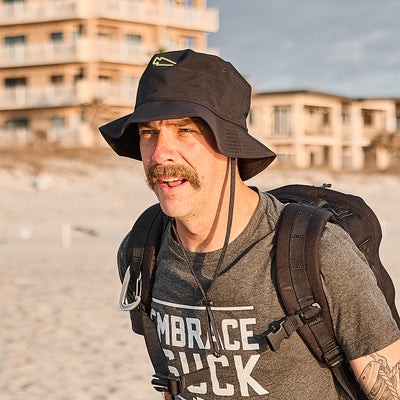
left=150, top=190, right=400, bottom=399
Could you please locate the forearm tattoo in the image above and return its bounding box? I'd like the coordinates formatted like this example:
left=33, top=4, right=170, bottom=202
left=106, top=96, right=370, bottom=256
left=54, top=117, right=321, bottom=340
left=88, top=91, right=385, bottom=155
left=359, top=353, right=400, bottom=399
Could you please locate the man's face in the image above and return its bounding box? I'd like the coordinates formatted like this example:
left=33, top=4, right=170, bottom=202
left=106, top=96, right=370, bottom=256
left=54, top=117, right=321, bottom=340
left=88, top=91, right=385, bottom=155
left=138, top=117, right=228, bottom=221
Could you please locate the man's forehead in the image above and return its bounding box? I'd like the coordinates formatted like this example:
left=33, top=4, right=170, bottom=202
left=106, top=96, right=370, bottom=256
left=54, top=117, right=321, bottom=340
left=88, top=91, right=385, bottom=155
left=138, top=117, right=197, bottom=127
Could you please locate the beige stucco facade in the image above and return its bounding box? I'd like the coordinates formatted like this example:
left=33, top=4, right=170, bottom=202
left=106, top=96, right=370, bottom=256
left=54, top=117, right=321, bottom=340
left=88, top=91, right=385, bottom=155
left=0, top=0, right=218, bottom=147
left=250, top=91, right=400, bottom=170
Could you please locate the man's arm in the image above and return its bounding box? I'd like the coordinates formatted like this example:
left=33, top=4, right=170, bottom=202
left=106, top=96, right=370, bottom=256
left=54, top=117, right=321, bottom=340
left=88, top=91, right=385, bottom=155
left=350, top=339, right=400, bottom=399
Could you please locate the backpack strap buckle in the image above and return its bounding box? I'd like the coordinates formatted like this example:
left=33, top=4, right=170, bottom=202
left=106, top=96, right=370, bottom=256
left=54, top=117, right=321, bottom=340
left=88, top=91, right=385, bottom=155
left=152, top=374, right=181, bottom=395
left=265, top=303, right=322, bottom=351
left=323, top=345, right=344, bottom=368
left=119, top=266, right=142, bottom=311
left=298, top=302, right=321, bottom=323
left=265, top=314, right=303, bottom=351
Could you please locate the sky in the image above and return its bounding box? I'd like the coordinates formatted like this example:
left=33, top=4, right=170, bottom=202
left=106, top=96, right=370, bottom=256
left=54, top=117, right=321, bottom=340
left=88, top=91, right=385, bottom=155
left=206, top=0, right=400, bottom=98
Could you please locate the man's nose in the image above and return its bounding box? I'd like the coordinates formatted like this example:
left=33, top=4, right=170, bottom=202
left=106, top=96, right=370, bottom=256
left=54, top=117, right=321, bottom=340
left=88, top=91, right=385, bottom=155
left=152, top=131, right=177, bottom=164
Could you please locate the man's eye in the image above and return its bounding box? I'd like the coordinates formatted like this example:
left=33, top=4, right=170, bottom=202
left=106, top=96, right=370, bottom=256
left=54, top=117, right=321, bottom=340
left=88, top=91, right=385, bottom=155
left=139, top=130, right=154, bottom=136
left=179, top=127, right=198, bottom=134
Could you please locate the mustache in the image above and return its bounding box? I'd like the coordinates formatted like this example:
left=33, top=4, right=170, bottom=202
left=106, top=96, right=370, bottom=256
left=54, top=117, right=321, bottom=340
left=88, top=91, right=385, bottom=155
left=146, top=164, right=201, bottom=190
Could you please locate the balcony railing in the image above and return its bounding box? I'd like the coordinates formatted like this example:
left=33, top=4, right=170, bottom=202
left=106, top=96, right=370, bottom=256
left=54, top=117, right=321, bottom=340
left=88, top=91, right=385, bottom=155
left=0, top=128, right=33, bottom=147
left=1, top=38, right=218, bottom=68
left=0, top=126, right=82, bottom=147
left=0, top=0, right=77, bottom=23
left=0, top=81, right=137, bottom=110
left=0, top=0, right=218, bottom=32
left=97, top=0, right=219, bottom=32
left=0, top=39, right=154, bottom=67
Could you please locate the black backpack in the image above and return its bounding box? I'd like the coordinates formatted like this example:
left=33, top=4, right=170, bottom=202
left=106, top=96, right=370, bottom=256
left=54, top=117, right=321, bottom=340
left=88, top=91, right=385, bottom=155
left=117, top=184, right=400, bottom=399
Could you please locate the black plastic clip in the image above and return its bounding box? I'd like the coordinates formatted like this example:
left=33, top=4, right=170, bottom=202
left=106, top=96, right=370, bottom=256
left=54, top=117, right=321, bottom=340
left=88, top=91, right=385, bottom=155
left=151, top=374, right=181, bottom=395
left=265, top=314, right=303, bottom=351
left=323, top=345, right=344, bottom=368
left=298, top=302, right=321, bottom=323
left=265, top=320, right=291, bottom=351
left=265, top=303, right=322, bottom=351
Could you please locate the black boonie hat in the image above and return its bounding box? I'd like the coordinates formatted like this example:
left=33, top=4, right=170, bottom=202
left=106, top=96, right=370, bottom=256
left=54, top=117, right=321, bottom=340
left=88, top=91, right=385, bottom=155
left=99, top=49, right=276, bottom=181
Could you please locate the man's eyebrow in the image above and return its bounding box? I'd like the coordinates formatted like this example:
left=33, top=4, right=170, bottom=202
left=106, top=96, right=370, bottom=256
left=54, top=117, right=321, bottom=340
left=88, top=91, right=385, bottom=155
left=138, top=122, right=155, bottom=128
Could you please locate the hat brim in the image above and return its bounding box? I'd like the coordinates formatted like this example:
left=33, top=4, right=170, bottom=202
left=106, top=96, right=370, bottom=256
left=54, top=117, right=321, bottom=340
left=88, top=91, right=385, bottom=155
left=99, top=100, right=275, bottom=181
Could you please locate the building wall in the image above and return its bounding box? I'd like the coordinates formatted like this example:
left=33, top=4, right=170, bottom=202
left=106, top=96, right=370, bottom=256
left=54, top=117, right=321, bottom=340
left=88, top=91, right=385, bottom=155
left=250, top=91, right=400, bottom=171
left=0, top=0, right=218, bottom=147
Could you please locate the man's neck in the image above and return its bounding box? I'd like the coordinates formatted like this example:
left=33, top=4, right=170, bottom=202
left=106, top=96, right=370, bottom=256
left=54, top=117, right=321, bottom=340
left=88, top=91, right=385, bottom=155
left=175, top=183, right=259, bottom=252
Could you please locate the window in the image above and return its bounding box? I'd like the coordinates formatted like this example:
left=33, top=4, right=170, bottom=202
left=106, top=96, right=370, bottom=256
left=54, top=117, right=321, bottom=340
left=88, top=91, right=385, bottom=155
left=323, top=112, right=330, bottom=125
left=5, top=118, right=28, bottom=129
left=126, top=34, right=141, bottom=43
left=184, top=36, right=195, bottom=48
left=51, top=75, right=64, bottom=85
left=274, top=106, right=291, bottom=136
left=4, top=35, right=25, bottom=46
left=5, top=77, right=26, bottom=87
left=5, top=36, right=26, bottom=60
left=5, top=78, right=26, bottom=104
left=74, top=68, right=84, bottom=82
left=73, top=25, right=84, bottom=42
left=50, top=116, right=65, bottom=129
left=50, top=32, right=63, bottom=42
left=363, top=112, right=373, bottom=126
left=341, top=111, right=350, bottom=124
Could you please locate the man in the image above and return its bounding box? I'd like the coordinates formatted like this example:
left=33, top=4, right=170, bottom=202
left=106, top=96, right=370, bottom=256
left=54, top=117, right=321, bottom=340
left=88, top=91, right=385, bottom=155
left=100, top=49, right=400, bottom=399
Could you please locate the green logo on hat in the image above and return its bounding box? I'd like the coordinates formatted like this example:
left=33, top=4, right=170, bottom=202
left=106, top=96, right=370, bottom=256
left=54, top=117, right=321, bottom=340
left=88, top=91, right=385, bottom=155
left=152, top=56, right=177, bottom=67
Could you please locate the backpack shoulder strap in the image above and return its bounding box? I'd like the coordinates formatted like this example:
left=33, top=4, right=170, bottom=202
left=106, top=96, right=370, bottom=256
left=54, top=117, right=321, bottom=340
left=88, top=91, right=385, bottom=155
left=117, top=204, right=211, bottom=396
left=117, top=203, right=169, bottom=334
left=273, top=203, right=338, bottom=361
left=272, top=202, right=364, bottom=400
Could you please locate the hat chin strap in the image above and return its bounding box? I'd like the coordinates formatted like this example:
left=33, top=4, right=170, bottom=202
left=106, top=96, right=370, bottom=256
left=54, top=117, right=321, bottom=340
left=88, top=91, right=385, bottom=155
left=171, top=157, right=237, bottom=357
left=217, top=157, right=236, bottom=273
left=201, top=156, right=236, bottom=357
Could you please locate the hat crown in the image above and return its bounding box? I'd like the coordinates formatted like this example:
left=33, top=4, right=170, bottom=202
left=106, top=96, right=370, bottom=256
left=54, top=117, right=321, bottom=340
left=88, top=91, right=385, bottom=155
left=135, top=49, right=251, bottom=129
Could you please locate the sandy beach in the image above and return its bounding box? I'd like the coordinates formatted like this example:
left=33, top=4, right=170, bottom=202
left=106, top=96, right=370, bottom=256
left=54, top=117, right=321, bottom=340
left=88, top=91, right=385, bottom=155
left=1, top=148, right=399, bottom=400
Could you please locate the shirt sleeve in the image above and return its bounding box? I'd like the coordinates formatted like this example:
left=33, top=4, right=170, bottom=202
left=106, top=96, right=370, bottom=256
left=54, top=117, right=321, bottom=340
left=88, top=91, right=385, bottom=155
left=318, top=222, right=400, bottom=361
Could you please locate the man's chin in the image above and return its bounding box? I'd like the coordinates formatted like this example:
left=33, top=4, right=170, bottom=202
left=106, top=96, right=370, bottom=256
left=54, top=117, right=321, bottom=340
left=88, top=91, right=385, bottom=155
left=158, top=203, right=183, bottom=219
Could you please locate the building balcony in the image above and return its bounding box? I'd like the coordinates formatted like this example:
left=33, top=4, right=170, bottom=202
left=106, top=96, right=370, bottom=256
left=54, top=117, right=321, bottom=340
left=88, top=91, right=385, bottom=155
left=0, top=0, right=218, bottom=32
left=0, top=125, right=84, bottom=147
left=0, top=0, right=76, bottom=24
left=98, top=0, right=219, bottom=32
left=1, top=38, right=217, bottom=68
left=0, top=81, right=137, bottom=110
left=0, top=39, right=155, bottom=68
left=1, top=127, right=34, bottom=147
